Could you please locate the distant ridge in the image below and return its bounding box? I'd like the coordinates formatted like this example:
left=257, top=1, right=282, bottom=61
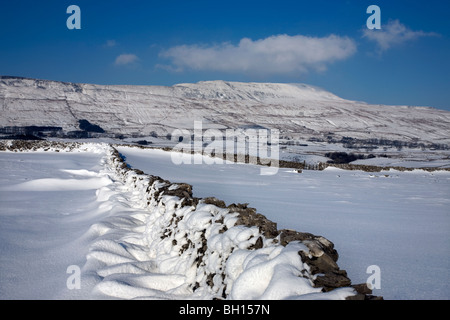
left=1, top=76, right=449, bottom=145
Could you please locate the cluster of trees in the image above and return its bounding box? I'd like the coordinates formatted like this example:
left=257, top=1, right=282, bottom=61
left=78, top=119, right=105, bottom=133
left=0, top=119, right=106, bottom=140
left=325, top=135, right=449, bottom=151
left=66, top=120, right=106, bottom=138
left=325, top=152, right=376, bottom=164
left=0, top=126, right=62, bottom=140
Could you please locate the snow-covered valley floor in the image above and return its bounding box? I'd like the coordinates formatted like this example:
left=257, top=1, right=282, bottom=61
left=0, top=144, right=449, bottom=300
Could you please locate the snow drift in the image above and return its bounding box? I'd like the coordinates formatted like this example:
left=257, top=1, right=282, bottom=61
left=0, top=140, right=377, bottom=300
left=88, top=145, right=369, bottom=299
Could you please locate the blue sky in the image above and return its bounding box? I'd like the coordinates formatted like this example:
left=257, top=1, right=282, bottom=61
left=1, top=0, right=449, bottom=110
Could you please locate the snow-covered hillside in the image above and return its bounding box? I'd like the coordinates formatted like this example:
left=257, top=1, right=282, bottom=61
left=1, top=76, right=449, bottom=146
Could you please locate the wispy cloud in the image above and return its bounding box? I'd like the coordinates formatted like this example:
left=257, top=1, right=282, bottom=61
left=159, top=34, right=356, bottom=76
left=114, top=53, right=139, bottom=66
left=363, top=20, right=439, bottom=52
left=105, top=40, right=117, bottom=48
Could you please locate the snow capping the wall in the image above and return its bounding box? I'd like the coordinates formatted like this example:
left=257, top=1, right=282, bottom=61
left=94, top=146, right=375, bottom=300
left=0, top=140, right=377, bottom=300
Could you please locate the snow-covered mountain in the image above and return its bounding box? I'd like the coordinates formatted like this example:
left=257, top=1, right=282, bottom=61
left=1, top=76, right=449, bottom=145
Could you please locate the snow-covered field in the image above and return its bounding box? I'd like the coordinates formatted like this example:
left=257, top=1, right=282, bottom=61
left=0, top=147, right=110, bottom=299
left=0, top=144, right=449, bottom=300
left=117, top=146, right=450, bottom=300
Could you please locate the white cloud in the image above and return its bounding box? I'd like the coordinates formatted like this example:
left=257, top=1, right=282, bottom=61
left=159, top=34, right=357, bottom=75
left=363, top=20, right=439, bottom=52
left=114, top=53, right=139, bottom=66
